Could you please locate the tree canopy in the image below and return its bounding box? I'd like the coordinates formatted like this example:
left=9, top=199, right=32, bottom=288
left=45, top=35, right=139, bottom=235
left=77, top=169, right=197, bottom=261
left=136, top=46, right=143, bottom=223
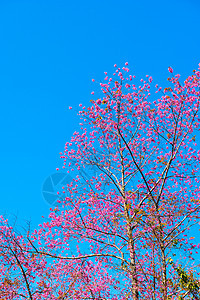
left=1, top=63, right=200, bottom=299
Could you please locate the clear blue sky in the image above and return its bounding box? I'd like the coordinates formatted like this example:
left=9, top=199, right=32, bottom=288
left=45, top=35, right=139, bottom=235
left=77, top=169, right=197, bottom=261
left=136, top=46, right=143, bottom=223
left=0, top=0, right=199, bottom=227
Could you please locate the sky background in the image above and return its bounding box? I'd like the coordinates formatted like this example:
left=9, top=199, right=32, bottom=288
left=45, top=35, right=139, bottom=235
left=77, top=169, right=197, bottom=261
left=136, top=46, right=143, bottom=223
left=0, top=0, right=199, bottom=228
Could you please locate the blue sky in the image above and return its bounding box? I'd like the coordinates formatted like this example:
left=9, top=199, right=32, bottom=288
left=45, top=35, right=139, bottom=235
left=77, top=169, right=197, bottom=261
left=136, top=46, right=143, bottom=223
left=0, top=0, right=199, bottom=227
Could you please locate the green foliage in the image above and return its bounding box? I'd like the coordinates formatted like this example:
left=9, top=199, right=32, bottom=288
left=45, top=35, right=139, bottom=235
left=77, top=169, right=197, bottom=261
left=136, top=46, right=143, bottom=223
left=176, top=266, right=200, bottom=299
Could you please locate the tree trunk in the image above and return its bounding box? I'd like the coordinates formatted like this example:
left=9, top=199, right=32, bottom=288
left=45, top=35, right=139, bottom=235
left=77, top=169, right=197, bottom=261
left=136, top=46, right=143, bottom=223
left=128, top=225, right=139, bottom=300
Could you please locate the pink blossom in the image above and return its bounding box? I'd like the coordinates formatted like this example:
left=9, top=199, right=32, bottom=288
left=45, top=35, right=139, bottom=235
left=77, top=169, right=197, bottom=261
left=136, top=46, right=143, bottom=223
left=96, top=99, right=101, bottom=105
left=168, top=66, right=173, bottom=73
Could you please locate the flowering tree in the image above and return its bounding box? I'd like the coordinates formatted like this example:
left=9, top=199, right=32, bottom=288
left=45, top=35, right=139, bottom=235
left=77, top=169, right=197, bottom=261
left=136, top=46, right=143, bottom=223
left=0, top=64, right=200, bottom=299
